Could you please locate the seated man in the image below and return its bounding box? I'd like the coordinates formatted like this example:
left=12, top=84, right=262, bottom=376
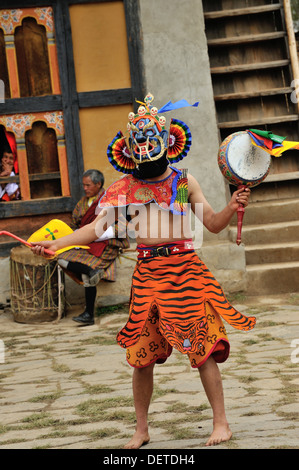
left=0, top=148, right=20, bottom=201
left=58, top=169, right=129, bottom=326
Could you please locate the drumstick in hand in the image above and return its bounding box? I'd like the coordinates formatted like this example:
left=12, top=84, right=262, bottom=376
left=0, top=231, right=56, bottom=257
left=236, top=185, right=245, bottom=246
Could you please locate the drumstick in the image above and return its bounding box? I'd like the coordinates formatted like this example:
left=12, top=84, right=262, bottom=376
left=0, top=231, right=56, bottom=257
left=236, top=185, right=245, bottom=246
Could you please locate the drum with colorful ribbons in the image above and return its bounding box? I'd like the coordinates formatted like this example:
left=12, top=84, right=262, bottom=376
left=218, top=131, right=271, bottom=188
left=218, top=131, right=272, bottom=245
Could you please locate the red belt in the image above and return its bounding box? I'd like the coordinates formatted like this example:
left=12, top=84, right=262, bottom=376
left=137, top=239, right=194, bottom=259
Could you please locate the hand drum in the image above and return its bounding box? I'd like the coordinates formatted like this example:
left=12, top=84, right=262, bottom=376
left=218, top=131, right=271, bottom=245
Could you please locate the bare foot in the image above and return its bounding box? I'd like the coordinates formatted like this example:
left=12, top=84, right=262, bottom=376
left=124, top=430, right=150, bottom=449
left=206, top=423, right=232, bottom=446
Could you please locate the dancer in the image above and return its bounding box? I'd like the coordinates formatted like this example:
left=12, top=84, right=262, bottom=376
left=31, top=93, right=255, bottom=447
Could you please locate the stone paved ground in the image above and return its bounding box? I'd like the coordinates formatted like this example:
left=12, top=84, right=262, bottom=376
left=0, top=293, right=298, bottom=450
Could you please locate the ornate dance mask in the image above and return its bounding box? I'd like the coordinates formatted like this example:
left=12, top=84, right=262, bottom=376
left=107, top=93, right=198, bottom=178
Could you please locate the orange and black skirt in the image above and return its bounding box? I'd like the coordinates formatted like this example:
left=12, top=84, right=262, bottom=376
left=117, top=247, right=256, bottom=369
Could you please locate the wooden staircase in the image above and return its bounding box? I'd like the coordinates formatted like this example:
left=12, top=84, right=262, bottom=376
left=229, top=197, right=299, bottom=294
left=203, top=0, right=299, bottom=294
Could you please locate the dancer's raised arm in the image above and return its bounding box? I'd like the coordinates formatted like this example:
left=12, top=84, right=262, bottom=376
left=188, top=173, right=250, bottom=233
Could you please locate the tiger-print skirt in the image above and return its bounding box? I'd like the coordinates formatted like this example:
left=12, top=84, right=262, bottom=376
left=117, top=250, right=256, bottom=369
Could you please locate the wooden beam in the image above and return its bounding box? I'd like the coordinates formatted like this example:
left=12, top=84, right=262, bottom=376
left=0, top=0, right=116, bottom=7
left=78, top=88, right=133, bottom=108
left=0, top=95, right=62, bottom=114
left=124, top=0, right=146, bottom=108
left=0, top=172, right=62, bottom=184
left=53, top=0, right=84, bottom=203
left=0, top=197, right=76, bottom=219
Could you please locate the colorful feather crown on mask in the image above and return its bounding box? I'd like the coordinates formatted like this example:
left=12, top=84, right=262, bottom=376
left=107, top=93, right=199, bottom=174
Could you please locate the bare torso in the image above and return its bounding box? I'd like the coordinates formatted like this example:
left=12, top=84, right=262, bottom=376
left=128, top=202, right=193, bottom=245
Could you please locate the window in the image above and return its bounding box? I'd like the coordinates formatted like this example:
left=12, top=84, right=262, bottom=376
left=15, top=17, right=53, bottom=98
left=0, top=6, right=67, bottom=207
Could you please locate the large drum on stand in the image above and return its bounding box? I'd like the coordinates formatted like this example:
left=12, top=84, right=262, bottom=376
left=218, top=131, right=272, bottom=244
left=10, top=245, right=64, bottom=323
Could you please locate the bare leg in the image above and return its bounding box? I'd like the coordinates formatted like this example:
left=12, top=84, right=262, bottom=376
left=124, top=363, right=154, bottom=449
left=199, top=356, right=232, bottom=446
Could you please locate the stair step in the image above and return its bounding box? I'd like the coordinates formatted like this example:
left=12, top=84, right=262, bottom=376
left=265, top=171, right=299, bottom=183
left=246, top=261, right=299, bottom=294
left=204, top=4, right=282, bottom=20
left=230, top=220, right=299, bottom=245
left=211, top=59, right=290, bottom=75
left=247, top=260, right=299, bottom=270
left=207, top=31, right=286, bottom=47
left=218, top=114, right=299, bottom=129
left=214, top=87, right=293, bottom=101
left=246, top=242, right=299, bottom=265
left=231, top=198, right=299, bottom=225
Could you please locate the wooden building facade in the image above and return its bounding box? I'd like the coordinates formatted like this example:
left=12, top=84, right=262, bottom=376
left=0, top=0, right=145, bottom=255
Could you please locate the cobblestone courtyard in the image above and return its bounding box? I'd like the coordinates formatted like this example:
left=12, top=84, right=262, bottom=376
left=0, top=293, right=298, bottom=450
